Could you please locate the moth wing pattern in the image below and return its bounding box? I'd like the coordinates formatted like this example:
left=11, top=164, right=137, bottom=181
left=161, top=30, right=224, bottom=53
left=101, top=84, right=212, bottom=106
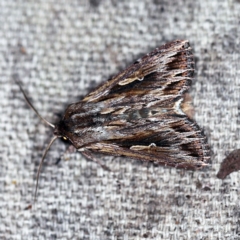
left=83, top=40, right=193, bottom=103
left=57, top=40, right=210, bottom=170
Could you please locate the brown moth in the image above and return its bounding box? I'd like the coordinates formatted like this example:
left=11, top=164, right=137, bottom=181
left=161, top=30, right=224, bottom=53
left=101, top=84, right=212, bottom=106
left=17, top=40, right=210, bottom=197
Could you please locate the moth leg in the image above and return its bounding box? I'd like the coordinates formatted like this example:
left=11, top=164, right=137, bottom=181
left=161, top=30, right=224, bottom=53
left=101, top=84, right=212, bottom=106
left=81, top=150, right=111, bottom=172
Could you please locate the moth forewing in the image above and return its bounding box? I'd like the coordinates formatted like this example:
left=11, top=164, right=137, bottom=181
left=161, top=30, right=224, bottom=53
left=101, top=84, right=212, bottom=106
left=55, top=40, right=209, bottom=170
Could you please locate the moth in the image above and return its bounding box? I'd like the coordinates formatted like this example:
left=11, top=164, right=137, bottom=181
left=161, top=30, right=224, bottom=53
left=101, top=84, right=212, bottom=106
left=17, top=40, right=210, bottom=197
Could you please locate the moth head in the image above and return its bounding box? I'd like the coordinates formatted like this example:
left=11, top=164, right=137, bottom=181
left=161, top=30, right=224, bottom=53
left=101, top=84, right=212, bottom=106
left=53, top=122, right=65, bottom=138
left=53, top=120, right=71, bottom=142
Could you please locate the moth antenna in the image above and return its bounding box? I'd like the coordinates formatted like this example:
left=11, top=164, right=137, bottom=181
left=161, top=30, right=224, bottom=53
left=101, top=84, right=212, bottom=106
left=15, top=79, right=55, bottom=129
left=34, top=136, right=58, bottom=202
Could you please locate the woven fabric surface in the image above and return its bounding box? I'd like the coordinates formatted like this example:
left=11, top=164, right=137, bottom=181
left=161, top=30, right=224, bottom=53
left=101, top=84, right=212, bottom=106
left=1, top=0, right=240, bottom=239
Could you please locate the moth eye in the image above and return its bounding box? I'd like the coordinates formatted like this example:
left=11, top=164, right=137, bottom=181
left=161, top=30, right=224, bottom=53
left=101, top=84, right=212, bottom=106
left=63, top=136, right=68, bottom=141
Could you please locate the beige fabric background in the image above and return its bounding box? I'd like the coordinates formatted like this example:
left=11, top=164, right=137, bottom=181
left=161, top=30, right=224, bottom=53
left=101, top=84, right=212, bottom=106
left=1, top=0, right=240, bottom=239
